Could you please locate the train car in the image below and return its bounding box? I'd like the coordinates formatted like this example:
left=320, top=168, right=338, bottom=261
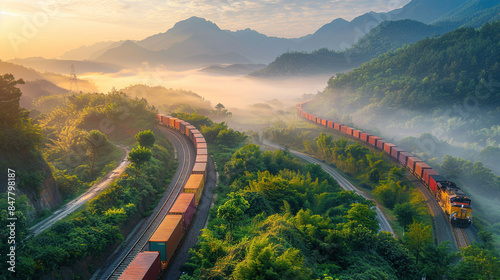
left=168, top=117, right=178, bottom=128
left=345, top=126, right=353, bottom=136
left=391, top=147, right=405, bottom=160
left=196, top=154, right=208, bottom=163
left=184, top=174, right=206, bottom=205
left=197, top=149, right=208, bottom=156
left=353, top=130, right=361, bottom=139
left=186, top=125, right=196, bottom=138
left=321, top=119, right=327, bottom=126
left=398, top=152, right=412, bottom=166
left=359, top=132, right=372, bottom=143
left=197, top=142, right=208, bottom=149
left=383, top=143, right=396, bottom=156
left=148, top=215, right=184, bottom=269
left=414, top=162, right=432, bottom=180
left=429, top=174, right=445, bottom=195
left=423, top=169, right=439, bottom=188
left=327, top=121, right=334, bottom=129
left=168, top=193, right=196, bottom=230
left=368, top=135, right=380, bottom=147
left=406, top=157, right=422, bottom=173
left=119, top=251, right=161, bottom=280
left=179, top=121, right=189, bottom=135
left=376, top=140, right=386, bottom=150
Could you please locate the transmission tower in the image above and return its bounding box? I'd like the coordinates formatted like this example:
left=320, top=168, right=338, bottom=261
left=69, top=64, right=80, bottom=93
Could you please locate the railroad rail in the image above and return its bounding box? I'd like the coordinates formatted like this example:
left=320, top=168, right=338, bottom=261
left=453, top=226, right=469, bottom=249
left=104, top=127, right=194, bottom=280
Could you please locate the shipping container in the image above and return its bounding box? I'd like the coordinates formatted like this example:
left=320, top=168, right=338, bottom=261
left=398, top=152, right=412, bottom=166
left=423, top=169, right=439, bottom=186
left=195, top=136, right=206, bottom=143
left=376, top=140, right=386, bottom=150
left=384, top=143, right=396, bottom=156
left=186, top=125, right=196, bottom=137
left=174, top=119, right=182, bottom=130
left=391, top=147, right=405, bottom=160
left=168, top=193, right=196, bottom=230
left=192, top=162, right=207, bottom=174
left=184, top=174, right=205, bottom=204
left=345, top=127, right=353, bottom=135
left=197, top=149, right=208, bottom=156
left=429, top=175, right=445, bottom=195
left=359, top=133, right=372, bottom=143
left=353, top=130, right=361, bottom=139
left=197, top=142, right=207, bottom=149
left=119, top=251, right=161, bottom=280
left=368, top=136, right=381, bottom=146
left=156, top=114, right=162, bottom=123
left=168, top=117, right=178, bottom=128
left=321, top=119, right=327, bottom=126
left=414, top=162, right=432, bottom=179
left=334, top=123, right=342, bottom=131
left=179, top=121, right=189, bottom=135
left=406, top=157, right=422, bottom=172
left=149, top=215, right=183, bottom=266
left=327, top=121, right=333, bottom=128
left=196, top=154, right=208, bottom=163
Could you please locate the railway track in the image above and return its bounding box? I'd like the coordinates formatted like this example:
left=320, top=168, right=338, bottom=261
left=453, top=226, right=469, bottom=249
left=95, top=127, right=194, bottom=280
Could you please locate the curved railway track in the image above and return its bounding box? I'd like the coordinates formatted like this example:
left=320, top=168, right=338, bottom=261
left=92, top=126, right=195, bottom=280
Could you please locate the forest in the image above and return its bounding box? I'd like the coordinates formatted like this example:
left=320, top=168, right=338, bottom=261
left=177, top=116, right=500, bottom=279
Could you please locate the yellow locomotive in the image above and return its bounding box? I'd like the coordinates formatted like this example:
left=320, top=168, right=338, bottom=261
left=436, top=180, right=472, bottom=227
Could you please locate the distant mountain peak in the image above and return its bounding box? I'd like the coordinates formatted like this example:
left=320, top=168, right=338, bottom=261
left=171, top=16, right=221, bottom=32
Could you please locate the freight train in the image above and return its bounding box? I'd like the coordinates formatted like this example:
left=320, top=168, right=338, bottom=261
left=296, top=101, right=472, bottom=227
left=118, top=115, right=208, bottom=280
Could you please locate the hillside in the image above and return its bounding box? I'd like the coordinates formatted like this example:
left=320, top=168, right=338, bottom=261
left=307, top=21, right=500, bottom=150
left=251, top=20, right=444, bottom=77
left=434, top=0, right=500, bottom=28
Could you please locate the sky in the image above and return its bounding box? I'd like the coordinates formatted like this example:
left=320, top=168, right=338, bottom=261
left=0, top=0, right=411, bottom=60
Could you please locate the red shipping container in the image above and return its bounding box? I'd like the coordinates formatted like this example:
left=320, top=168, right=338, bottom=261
left=327, top=121, right=333, bottom=128
left=345, top=126, right=353, bottom=135
left=406, top=157, right=422, bottom=172
left=414, top=162, right=431, bottom=179
left=384, top=143, right=396, bottom=156
left=376, top=140, right=386, bottom=150
left=156, top=114, right=162, bottom=123
left=321, top=119, right=327, bottom=126
left=360, top=133, right=372, bottom=143
left=368, top=136, right=380, bottom=146
left=398, top=152, right=412, bottom=166
left=168, top=117, right=178, bottom=127
left=423, top=169, right=439, bottom=186
left=174, top=119, right=181, bottom=130
left=353, top=130, right=361, bottom=138
left=169, top=193, right=196, bottom=230
left=428, top=175, right=445, bottom=195
left=334, top=123, right=342, bottom=131
left=119, top=251, right=161, bottom=280
left=316, top=117, right=322, bottom=124
left=391, top=147, right=405, bottom=160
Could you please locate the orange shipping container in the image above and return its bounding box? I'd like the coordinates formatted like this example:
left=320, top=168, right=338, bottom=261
left=184, top=174, right=205, bottom=204
left=414, top=162, right=431, bottom=179
left=119, top=251, right=161, bottom=280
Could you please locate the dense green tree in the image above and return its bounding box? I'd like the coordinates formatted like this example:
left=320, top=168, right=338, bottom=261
left=420, top=242, right=457, bottom=280
left=0, top=74, right=25, bottom=125
left=128, top=146, right=152, bottom=183
left=404, top=220, right=432, bottom=266
left=394, top=202, right=419, bottom=230
left=217, top=192, right=250, bottom=231
left=455, top=244, right=500, bottom=280
left=233, top=237, right=310, bottom=280
left=135, top=129, right=156, bottom=148
left=345, top=203, right=379, bottom=233
left=85, top=130, right=110, bottom=176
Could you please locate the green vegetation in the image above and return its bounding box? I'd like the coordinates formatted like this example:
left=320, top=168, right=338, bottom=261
left=5, top=130, right=175, bottom=279
left=183, top=143, right=459, bottom=279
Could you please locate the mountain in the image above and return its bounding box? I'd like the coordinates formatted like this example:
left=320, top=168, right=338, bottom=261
left=297, top=0, right=467, bottom=52
left=251, top=20, right=444, bottom=77
left=8, top=57, right=123, bottom=74
left=95, top=40, right=168, bottom=67
left=59, top=41, right=120, bottom=60
left=308, top=20, right=500, bottom=128
left=433, top=0, right=500, bottom=28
